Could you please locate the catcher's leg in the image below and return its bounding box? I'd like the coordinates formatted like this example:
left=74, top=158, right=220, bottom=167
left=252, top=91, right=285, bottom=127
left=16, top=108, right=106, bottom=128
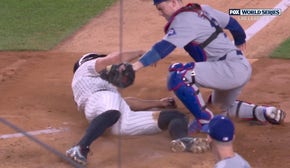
left=167, top=63, right=213, bottom=133
left=209, top=88, right=286, bottom=125
left=228, top=100, right=286, bottom=125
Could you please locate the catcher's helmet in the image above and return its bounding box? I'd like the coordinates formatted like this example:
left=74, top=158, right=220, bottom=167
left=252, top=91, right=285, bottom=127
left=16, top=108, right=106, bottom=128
left=73, top=53, right=106, bottom=73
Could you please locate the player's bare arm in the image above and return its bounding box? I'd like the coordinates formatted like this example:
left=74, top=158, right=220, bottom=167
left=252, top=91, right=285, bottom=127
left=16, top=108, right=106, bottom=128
left=124, top=96, right=177, bottom=111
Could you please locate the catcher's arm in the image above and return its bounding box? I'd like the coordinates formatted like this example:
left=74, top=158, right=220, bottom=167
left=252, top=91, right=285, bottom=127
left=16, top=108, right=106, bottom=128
left=95, top=50, right=144, bottom=72
left=124, top=97, right=177, bottom=111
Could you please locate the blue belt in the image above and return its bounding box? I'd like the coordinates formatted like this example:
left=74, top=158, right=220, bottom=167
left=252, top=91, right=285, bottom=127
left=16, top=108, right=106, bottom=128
left=218, top=50, right=243, bottom=61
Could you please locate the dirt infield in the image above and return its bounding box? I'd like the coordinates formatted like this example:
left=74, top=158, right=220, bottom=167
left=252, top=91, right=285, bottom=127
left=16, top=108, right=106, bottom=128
left=1, top=0, right=290, bottom=168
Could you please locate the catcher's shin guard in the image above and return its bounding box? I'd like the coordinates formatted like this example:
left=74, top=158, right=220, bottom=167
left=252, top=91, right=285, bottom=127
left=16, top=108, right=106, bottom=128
left=167, top=63, right=213, bottom=123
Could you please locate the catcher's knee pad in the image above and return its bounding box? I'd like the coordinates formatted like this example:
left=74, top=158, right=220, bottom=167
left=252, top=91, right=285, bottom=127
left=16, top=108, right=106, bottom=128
left=167, top=62, right=195, bottom=91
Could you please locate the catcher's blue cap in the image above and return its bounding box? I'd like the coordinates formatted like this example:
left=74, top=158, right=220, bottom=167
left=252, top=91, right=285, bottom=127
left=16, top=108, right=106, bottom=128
left=153, top=0, right=168, bottom=5
left=208, top=115, right=235, bottom=142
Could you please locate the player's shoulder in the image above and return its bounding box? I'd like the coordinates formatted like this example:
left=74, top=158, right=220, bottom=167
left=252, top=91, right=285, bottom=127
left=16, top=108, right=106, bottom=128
left=174, top=10, right=204, bottom=25
left=177, top=4, right=213, bottom=18
left=175, top=10, right=199, bottom=21
left=200, top=4, right=214, bottom=12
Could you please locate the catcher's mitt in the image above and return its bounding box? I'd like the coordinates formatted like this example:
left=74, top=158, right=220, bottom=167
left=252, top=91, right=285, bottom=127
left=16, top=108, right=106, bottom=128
left=100, top=63, right=135, bottom=88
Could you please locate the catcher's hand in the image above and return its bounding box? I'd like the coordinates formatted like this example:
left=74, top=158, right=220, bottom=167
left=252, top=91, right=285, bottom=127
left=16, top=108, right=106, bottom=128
left=100, top=63, right=135, bottom=88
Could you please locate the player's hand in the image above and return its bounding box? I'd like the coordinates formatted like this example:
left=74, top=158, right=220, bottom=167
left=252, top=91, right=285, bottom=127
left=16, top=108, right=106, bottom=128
left=160, top=97, right=177, bottom=109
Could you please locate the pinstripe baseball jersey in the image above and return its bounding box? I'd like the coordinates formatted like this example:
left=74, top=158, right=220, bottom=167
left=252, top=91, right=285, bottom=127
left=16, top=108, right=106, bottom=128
left=72, top=60, right=118, bottom=112
left=72, top=59, right=162, bottom=135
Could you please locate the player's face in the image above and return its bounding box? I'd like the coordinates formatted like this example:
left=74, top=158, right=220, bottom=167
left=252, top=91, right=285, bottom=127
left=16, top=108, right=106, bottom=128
left=155, top=1, right=176, bottom=20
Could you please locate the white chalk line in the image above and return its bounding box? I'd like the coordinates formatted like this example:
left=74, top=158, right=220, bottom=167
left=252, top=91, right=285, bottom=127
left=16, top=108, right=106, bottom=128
left=0, top=127, right=68, bottom=139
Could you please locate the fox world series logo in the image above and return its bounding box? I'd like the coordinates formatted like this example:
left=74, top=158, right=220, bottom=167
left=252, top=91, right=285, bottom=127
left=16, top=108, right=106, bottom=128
left=229, top=8, right=282, bottom=16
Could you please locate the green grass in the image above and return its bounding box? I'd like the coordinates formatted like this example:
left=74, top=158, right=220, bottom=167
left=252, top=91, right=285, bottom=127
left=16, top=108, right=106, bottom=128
left=270, top=37, right=290, bottom=59
left=1, top=0, right=289, bottom=54
left=0, top=0, right=116, bottom=50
